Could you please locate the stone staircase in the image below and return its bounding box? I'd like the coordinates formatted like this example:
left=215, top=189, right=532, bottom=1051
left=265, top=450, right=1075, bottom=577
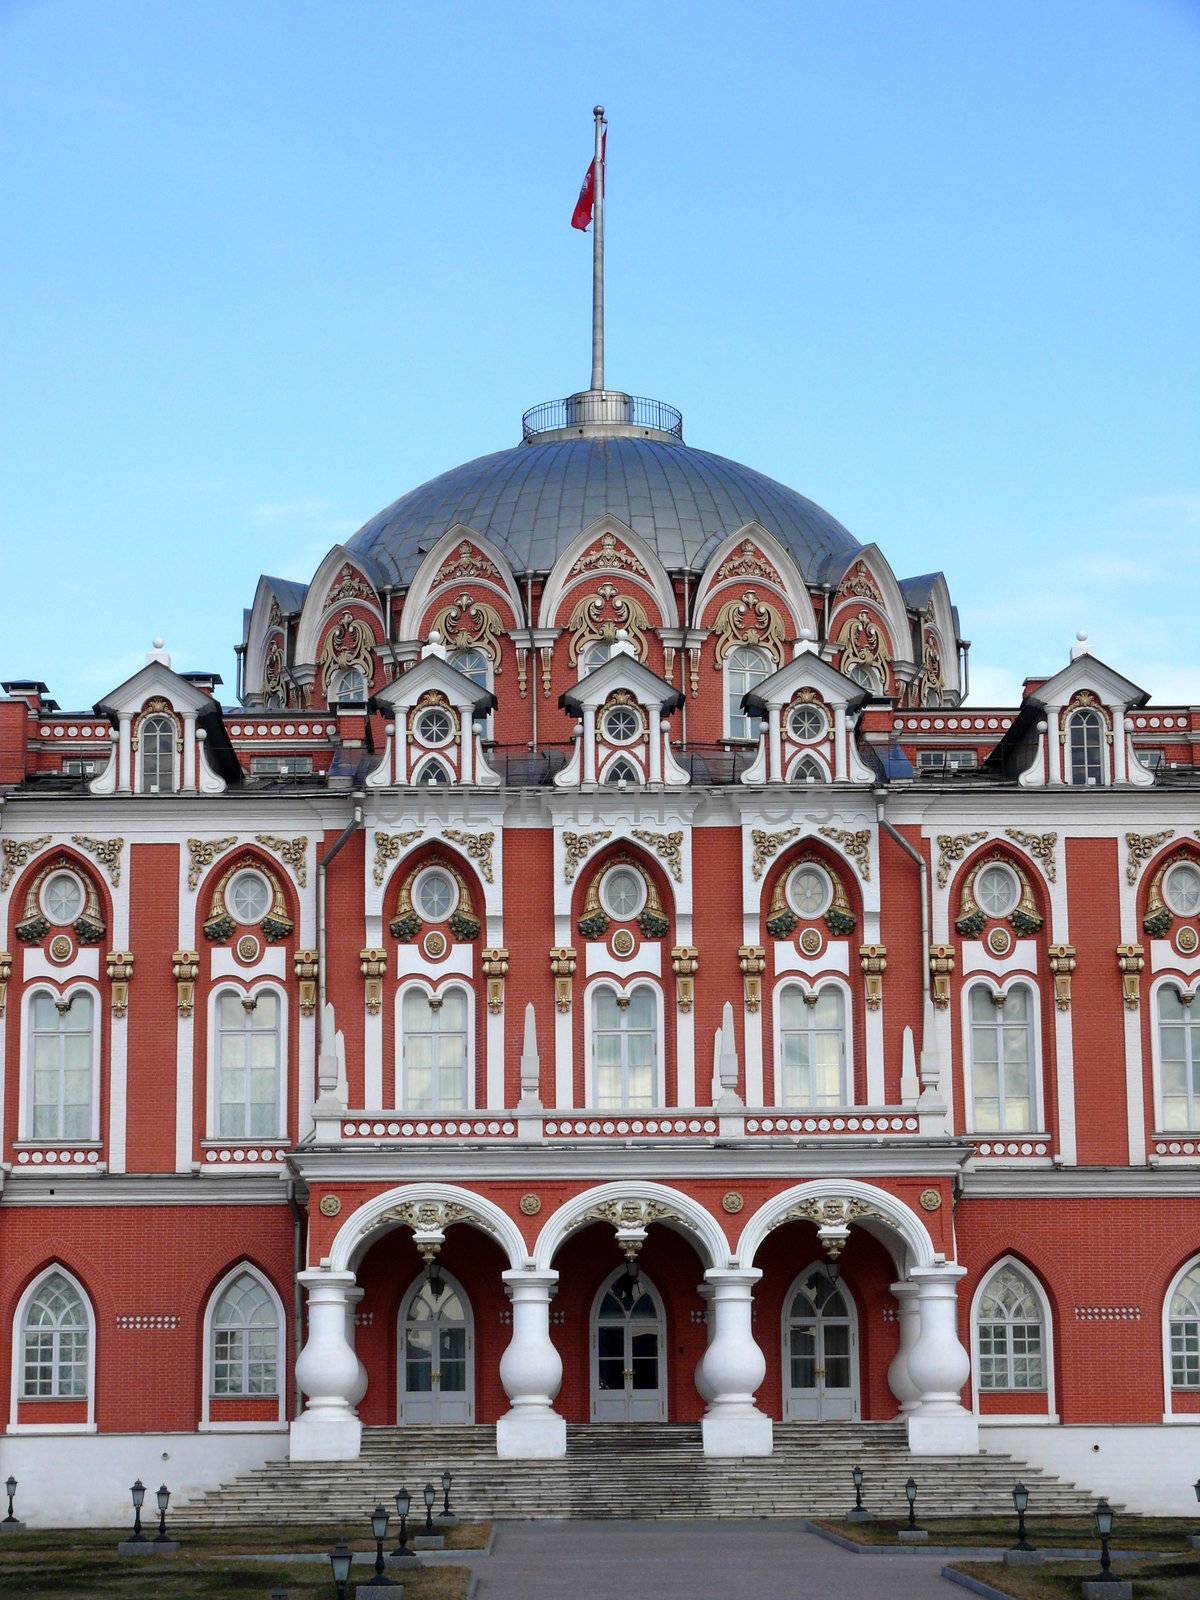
left=179, top=1422, right=1105, bottom=1523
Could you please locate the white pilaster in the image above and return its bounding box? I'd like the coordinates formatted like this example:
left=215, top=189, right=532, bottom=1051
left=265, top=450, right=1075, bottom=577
left=496, top=1270, right=566, bottom=1458
left=582, top=707, right=597, bottom=784
left=486, top=1005, right=505, bottom=1109
left=363, top=1006, right=383, bottom=1110
left=554, top=1004, right=574, bottom=1109
left=767, top=704, right=782, bottom=783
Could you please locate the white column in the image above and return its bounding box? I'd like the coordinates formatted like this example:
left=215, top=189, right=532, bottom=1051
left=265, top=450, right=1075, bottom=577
left=1112, top=708, right=1127, bottom=783
left=904, top=1265, right=979, bottom=1454
left=693, top=1283, right=715, bottom=1403
left=289, top=1269, right=364, bottom=1461
left=648, top=716, right=663, bottom=785
left=1045, top=709, right=1062, bottom=784
left=460, top=714, right=473, bottom=784
left=833, top=704, right=848, bottom=782
left=886, top=1281, right=922, bottom=1415
left=767, top=703, right=782, bottom=782
left=183, top=714, right=197, bottom=791
left=699, top=1269, right=772, bottom=1457
left=118, top=714, right=133, bottom=792
left=582, top=707, right=597, bottom=784
left=497, top=1270, right=566, bottom=1458
left=345, top=1285, right=368, bottom=1408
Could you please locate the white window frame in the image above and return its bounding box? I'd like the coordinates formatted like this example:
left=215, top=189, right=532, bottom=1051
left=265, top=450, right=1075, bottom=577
left=585, top=977, right=665, bottom=1111
left=577, top=639, right=612, bottom=679
left=395, top=980, right=475, bottom=1114
left=448, top=648, right=493, bottom=735
left=411, top=755, right=454, bottom=787
left=772, top=978, right=853, bottom=1108
left=723, top=644, right=772, bottom=741
left=206, top=983, right=288, bottom=1142
left=1150, top=978, right=1200, bottom=1133
left=960, top=978, right=1044, bottom=1134
left=200, top=1262, right=287, bottom=1430
left=1066, top=707, right=1107, bottom=787
left=19, top=984, right=102, bottom=1144
left=969, top=1256, right=1057, bottom=1422
left=1163, top=1255, right=1200, bottom=1419
left=785, top=749, right=831, bottom=784
left=331, top=667, right=368, bottom=704
left=9, top=1265, right=96, bottom=1433
left=137, top=711, right=178, bottom=795
left=599, top=752, right=644, bottom=786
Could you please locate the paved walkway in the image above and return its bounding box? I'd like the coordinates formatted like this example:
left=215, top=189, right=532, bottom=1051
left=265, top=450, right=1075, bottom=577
left=475, top=1520, right=955, bottom=1599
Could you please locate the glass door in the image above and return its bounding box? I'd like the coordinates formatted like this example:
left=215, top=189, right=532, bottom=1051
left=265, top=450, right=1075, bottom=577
left=783, top=1265, right=858, bottom=1421
left=399, top=1274, right=473, bottom=1423
left=591, top=1269, right=667, bottom=1422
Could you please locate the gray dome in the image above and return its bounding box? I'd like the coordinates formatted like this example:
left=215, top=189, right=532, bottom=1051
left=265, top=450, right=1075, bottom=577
left=346, top=435, right=859, bottom=585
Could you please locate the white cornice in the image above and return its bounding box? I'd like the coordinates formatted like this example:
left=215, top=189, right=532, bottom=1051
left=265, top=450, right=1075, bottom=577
left=959, top=1167, right=1200, bottom=1198
left=0, top=1173, right=294, bottom=1206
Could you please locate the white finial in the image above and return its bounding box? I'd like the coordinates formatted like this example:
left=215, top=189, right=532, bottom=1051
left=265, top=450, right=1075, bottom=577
left=146, top=638, right=171, bottom=666
left=796, top=626, right=815, bottom=655
left=610, top=627, right=635, bottom=658
left=1070, top=630, right=1091, bottom=660
left=422, top=629, right=447, bottom=661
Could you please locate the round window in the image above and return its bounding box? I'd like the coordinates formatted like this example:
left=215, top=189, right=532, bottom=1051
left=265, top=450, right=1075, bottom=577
left=1164, top=861, right=1200, bottom=918
left=975, top=863, right=1020, bottom=919
left=603, top=705, right=642, bottom=745
left=41, top=871, right=85, bottom=926
left=228, top=870, right=272, bottom=925
left=789, top=704, right=827, bottom=743
left=415, top=706, right=454, bottom=746
left=786, top=864, right=832, bottom=919
left=600, top=865, right=647, bottom=921
left=413, top=867, right=459, bottom=923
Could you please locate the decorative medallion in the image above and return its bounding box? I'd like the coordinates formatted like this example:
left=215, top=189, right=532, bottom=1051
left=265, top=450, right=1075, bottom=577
left=935, top=831, right=989, bottom=889
left=987, top=926, right=1013, bottom=957
left=70, top=834, right=124, bottom=887
left=631, top=828, right=684, bottom=883
left=318, top=609, right=376, bottom=693
left=721, top=1191, right=745, bottom=1215
left=834, top=608, right=889, bottom=682
left=318, top=1194, right=342, bottom=1218
left=562, top=829, right=612, bottom=884
left=423, top=929, right=449, bottom=960
left=519, top=1192, right=542, bottom=1216
left=918, top=1188, right=942, bottom=1212
left=569, top=531, right=648, bottom=578
left=714, top=540, right=782, bottom=587
left=711, top=590, right=785, bottom=667
left=611, top=928, right=636, bottom=958
left=818, top=826, right=871, bottom=882
left=236, top=934, right=261, bottom=964
left=326, top=563, right=377, bottom=606
left=254, top=834, right=309, bottom=888
left=48, top=934, right=73, bottom=963
left=1178, top=927, right=1199, bottom=956
left=837, top=560, right=883, bottom=604
left=442, top=827, right=496, bottom=885
left=433, top=540, right=504, bottom=588
left=799, top=927, right=823, bottom=957
left=372, top=829, right=423, bottom=888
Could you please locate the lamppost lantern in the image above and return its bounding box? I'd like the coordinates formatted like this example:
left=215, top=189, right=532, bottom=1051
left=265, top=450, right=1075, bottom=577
left=824, top=1255, right=841, bottom=1287
left=1, top=1477, right=17, bottom=1527
left=440, top=1469, right=455, bottom=1520
left=904, top=1476, right=918, bottom=1531
left=128, top=1479, right=147, bottom=1544
left=371, top=1503, right=389, bottom=1542
left=1093, top=1498, right=1116, bottom=1583
left=1011, top=1480, right=1033, bottom=1551
left=847, top=1464, right=868, bottom=1520
left=393, top=1486, right=413, bottom=1559
left=1194, top=1478, right=1200, bottom=1504
left=328, top=1542, right=353, bottom=1600
left=427, top=1258, right=445, bottom=1298
left=154, top=1483, right=172, bottom=1545
left=366, top=1505, right=397, bottom=1587
left=422, top=1480, right=436, bottom=1536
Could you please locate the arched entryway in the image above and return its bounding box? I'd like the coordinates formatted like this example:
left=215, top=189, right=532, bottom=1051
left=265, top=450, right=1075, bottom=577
left=782, top=1263, right=859, bottom=1420
left=397, top=1268, right=474, bottom=1424
left=590, top=1265, right=668, bottom=1422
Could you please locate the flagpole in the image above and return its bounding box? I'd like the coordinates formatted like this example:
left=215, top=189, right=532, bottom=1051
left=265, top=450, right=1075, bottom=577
left=590, top=104, right=605, bottom=392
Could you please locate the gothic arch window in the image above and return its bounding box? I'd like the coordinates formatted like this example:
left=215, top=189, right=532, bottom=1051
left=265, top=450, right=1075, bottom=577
left=202, top=1265, right=285, bottom=1425
left=589, top=983, right=660, bottom=1110
left=973, top=1261, right=1048, bottom=1395
left=138, top=711, right=177, bottom=794
left=601, top=754, right=642, bottom=786
left=1168, top=1260, right=1200, bottom=1394
left=449, top=647, right=490, bottom=691
left=964, top=982, right=1039, bottom=1132
left=413, top=757, right=452, bottom=787
left=775, top=983, right=848, bottom=1107
left=789, top=752, right=828, bottom=785
left=844, top=660, right=883, bottom=694
left=1067, top=708, right=1105, bottom=786
left=725, top=645, right=772, bottom=740
left=11, top=1267, right=95, bottom=1429
left=209, top=987, right=285, bottom=1140
left=1156, top=985, right=1200, bottom=1131
left=398, top=984, right=471, bottom=1112
left=23, top=988, right=98, bottom=1142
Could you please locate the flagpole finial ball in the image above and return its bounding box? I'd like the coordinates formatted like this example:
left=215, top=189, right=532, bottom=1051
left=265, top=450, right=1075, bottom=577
left=594, top=105, right=605, bottom=117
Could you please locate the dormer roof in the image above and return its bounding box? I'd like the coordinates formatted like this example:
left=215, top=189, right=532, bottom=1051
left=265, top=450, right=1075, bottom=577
left=373, top=653, right=496, bottom=717
left=741, top=649, right=870, bottom=717
left=558, top=650, right=684, bottom=716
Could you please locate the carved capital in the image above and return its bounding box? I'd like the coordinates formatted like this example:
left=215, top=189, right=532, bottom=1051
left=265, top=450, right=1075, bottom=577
left=360, top=947, right=388, bottom=1015
left=738, top=944, right=767, bottom=1013
left=1047, top=944, right=1076, bottom=1011
left=858, top=943, right=887, bottom=1010
left=105, top=950, right=134, bottom=1018
left=481, top=947, right=510, bottom=1014
left=171, top=949, right=200, bottom=1018
left=0, top=951, right=11, bottom=1018
left=550, top=946, right=577, bottom=1013
left=1116, top=943, right=1144, bottom=1010
left=670, top=945, right=699, bottom=1012
left=929, top=943, right=956, bottom=1008
left=294, top=948, right=319, bottom=1016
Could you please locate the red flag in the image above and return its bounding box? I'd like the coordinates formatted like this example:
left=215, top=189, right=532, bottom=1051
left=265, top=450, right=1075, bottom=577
left=571, top=131, right=606, bottom=230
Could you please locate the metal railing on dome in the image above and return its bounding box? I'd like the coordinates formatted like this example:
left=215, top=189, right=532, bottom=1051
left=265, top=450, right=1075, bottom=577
left=521, top=394, right=684, bottom=441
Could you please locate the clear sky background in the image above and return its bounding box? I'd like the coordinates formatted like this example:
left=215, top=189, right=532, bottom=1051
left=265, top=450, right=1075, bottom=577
left=3, top=0, right=1198, bottom=710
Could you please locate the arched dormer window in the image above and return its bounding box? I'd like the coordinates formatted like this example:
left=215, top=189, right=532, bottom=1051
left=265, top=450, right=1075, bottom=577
left=138, top=711, right=177, bottom=794
left=777, top=984, right=847, bottom=1106
left=590, top=984, right=659, bottom=1110
left=1157, top=986, right=1200, bottom=1131
left=399, top=985, right=470, bottom=1111
left=1169, top=1262, right=1200, bottom=1390
left=19, top=1270, right=90, bottom=1400
left=976, top=1263, right=1046, bottom=1391
left=966, top=983, right=1037, bottom=1132
left=578, top=638, right=612, bottom=677
left=26, top=990, right=97, bottom=1141
left=332, top=667, right=368, bottom=704
left=449, top=647, right=490, bottom=692
left=601, top=755, right=642, bottom=786
left=791, top=754, right=826, bottom=784
left=209, top=1269, right=281, bottom=1398
left=725, top=645, right=771, bottom=740
left=1067, top=708, right=1105, bottom=786
left=414, top=758, right=452, bottom=787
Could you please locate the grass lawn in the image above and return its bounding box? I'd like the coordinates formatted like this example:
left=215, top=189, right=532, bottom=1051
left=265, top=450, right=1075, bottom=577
left=0, top=1522, right=490, bottom=1553
left=950, top=1555, right=1200, bottom=1598
left=813, top=1515, right=1196, bottom=1551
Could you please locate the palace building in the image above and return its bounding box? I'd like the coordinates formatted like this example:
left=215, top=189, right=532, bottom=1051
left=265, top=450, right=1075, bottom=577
left=2, top=375, right=1199, bottom=1520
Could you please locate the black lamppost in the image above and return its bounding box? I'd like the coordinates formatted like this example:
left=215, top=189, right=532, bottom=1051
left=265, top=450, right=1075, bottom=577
left=904, top=1477, right=918, bottom=1531
left=1011, top=1481, right=1033, bottom=1552
left=2, top=1478, right=17, bottom=1527
left=1192, top=1479, right=1200, bottom=1548
left=328, top=1542, right=353, bottom=1600
left=422, top=1481, right=436, bottom=1537
left=366, top=1504, right=398, bottom=1587
left=851, top=1466, right=864, bottom=1513
left=393, top=1487, right=412, bottom=1557
left=440, top=1470, right=455, bottom=1522
left=154, top=1484, right=172, bottom=1545
left=128, top=1479, right=147, bottom=1544
left=1093, top=1499, right=1117, bottom=1584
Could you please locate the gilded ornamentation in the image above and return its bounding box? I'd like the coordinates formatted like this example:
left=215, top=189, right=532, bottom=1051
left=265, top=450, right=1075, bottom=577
left=818, top=826, right=871, bottom=882
left=262, top=635, right=285, bottom=700
left=767, top=853, right=855, bottom=940
left=919, top=1188, right=943, bottom=1212
left=566, top=583, right=649, bottom=665
left=318, top=609, right=376, bottom=694
left=481, top=947, right=509, bottom=1014
left=1058, top=690, right=1113, bottom=743
left=326, top=563, right=377, bottom=606
left=1143, top=846, right=1200, bottom=937
left=204, top=857, right=292, bottom=943
left=670, top=945, right=699, bottom=1012
left=433, top=540, right=504, bottom=587
left=1047, top=945, right=1076, bottom=1011
left=1005, top=827, right=1058, bottom=883
left=105, top=950, right=134, bottom=1018
left=580, top=858, right=667, bottom=941
left=379, top=1198, right=488, bottom=1253
left=859, top=944, right=887, bottom=1010
left=837, top=561, right=883, bottom=604
left=429, top=592, right=505, bottom=669
left=1, top=836, right=51, bottom=891
left=956, top=852, right=1043, bottom=937
left=711, top=590, right=785, bottom=668
left=1126, top=830, right=1174, bottom=887
left=738, top=944, right=767, bottom=1012
left=769, top=1195, right=885, bottom=1254
left=580, top=1197, right=683, bottom=1237
left=372, top=829, right=423, bottom=888
left=550, top=946, right=577, bottom=1012
left=16, top=855, right=106, bottom=945
left=750, top=826, right=803, bottom=880
left=237, top=934, right=261, bottom=963
left=569, top=531, right=648, bottom=578
left=172, top=950, right=200, bottom=1017
left=929, top=944, right=956, bottom=1008
left=392, top=858, right=480, bottom=941
left=1117, top=943, right=1144, bottom=1010
left=563, top=830, right=612, bottom=884
left=255, top=834, right=309, bottom=888
left=359, top=947, right=388, bottom=1014
left=935, top=831, right=988, bottom=889
left=917, top=627, right=944, bottom=706
left=715, top=540, right=782, bottom=586
left=294, top=949, right=319, bottom=1016
left=835, top=608, right=889, bottom=684
left=130, top=697, right=181, bottom=757
left=442, top=827, right=496, bottom=885
left=187, top=836, right=238, bottom=891
left=514, top=647, right=529, bottom=699
left=0, top=951, right=10, bottom=1017
left=70, top=835, right=124, bottom=886
left=631, top=828, right=684, bottom=883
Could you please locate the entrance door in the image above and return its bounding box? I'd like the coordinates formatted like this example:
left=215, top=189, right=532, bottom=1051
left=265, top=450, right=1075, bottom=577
left=783, top=1264, right=859, bottom=1421
left=398, top=1271, right=474, bottom=1423
left=590, top=1267, right=667, bottom=1422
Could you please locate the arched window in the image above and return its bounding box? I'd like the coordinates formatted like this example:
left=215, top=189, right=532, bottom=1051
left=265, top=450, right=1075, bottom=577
left=138, top=712, right=176, bottom=794
left=602, top=756, right=642, bottom=786
left=401, top=987, right=469, bottom=1111
left=449, top=648, right=490, bottom=691
left=968, top=984, right=1035, bottom=1132
left=591, top=985, right=658, bottom=1110
left=20, top=1271, right=89, bottom=1399
left=214, top=991, right=281, bottom=1138
left=28, top=991, right=95, bottom=1141
left=1067, top=709, right=1104, bottom=786
left=976, top=1264, right=1046, bottom=1391
left=725, top=645, right=771, bottom=740
left=844, top=660, right=883, bottom=695
left=579, top=639, right=611, bottom=676
left=332, top=667, right=368, bottom=704
left=1157, top=987, right=1200, bottom=1130
left=1169, top=1263, right=1200, bottom=1389
left=792, top=754, right=825, bottom=784
left=778, top=985, right=847, bottom=1106
left=415, top=758, right=452, bottom=786
left=210, top=1271, right=280, bottom=1397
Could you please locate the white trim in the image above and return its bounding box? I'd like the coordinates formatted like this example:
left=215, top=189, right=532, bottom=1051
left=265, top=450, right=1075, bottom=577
left=19, top=982, right=102, bottom=1144
left=597, top=749, right=646, bottom=786
left=736, top=1178, right=937, bottom=1274
left=781, top=1262, right=860, bottom=1421
left=771, top=975, right=854, bottom=1108
left=723, top=644, right=773, bottom=741
left=1064, top=706, right=1110, bottom=788
left=960, top=976, right=1045, bottom=1135
left=589, top=1265, right=668, bottom=1422
left=136, top=710, right=180, bottom=796
left=583, top=974, right=665, bottom=1112
left=532, top=1180, right=730, bottom=1273
left=784, top=746, right=832, bottom=784
left=205, top=981, right=288, bottom=1142
left=394, top=978, right=476, bottom=1113
left=396, top=1267, right=475, bottom=1424
left=9, top=1264, right=96, bottom=1433
left=968, top=1255, right=1057, bottom=1421
left=328, top=1182, right=528, bottom=1273
left=536, top=518, right=677, bottom=635
left=1163, top=1253, right=1200, bottom=1418
left=200, top=1262, right=287, bottom=1430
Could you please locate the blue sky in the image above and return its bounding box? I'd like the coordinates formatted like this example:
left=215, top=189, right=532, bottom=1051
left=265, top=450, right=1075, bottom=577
left=3, top=0, right=1197, bottom=709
